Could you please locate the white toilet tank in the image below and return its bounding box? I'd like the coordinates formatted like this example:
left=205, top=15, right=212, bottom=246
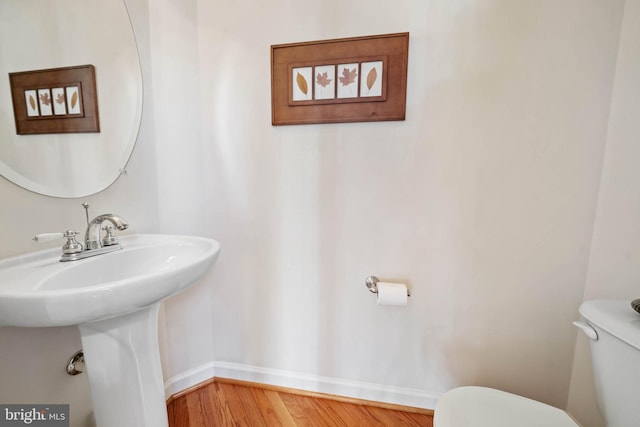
left=579, top=300, right=640, bottom=427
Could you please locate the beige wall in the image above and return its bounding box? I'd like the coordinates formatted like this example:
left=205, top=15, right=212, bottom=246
left=0, top=0, right=631, bottom=425
left=567, top=0, right=640, bottom=425
left=191, top=0, right=622, bottom=409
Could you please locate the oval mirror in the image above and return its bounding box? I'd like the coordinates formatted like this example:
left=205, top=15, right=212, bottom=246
left=0, top=0, right=142, bottom=198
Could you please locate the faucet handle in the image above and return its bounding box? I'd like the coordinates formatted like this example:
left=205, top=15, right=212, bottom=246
left=101, top=225, right=118, bottom=246
left=61, top=230, right=83, bottom=254
left=33, top=232, right=65, bottom=242
left=33, top=230, right=83, bottom=254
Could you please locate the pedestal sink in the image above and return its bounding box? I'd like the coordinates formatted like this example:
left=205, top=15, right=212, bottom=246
left=0, top=234, right=220, bottom=427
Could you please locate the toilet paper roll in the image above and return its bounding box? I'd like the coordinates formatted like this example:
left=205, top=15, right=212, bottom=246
left=376, top=282, right=408, bottom=306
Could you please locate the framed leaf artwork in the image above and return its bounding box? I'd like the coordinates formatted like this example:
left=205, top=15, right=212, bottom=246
left=9, top=64, right=100, bottom=135
left=271, top=33, right=409, bottom=125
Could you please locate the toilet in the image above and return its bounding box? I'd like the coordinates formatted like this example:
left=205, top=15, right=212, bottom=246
left=434, top=299, right=640, bottom=427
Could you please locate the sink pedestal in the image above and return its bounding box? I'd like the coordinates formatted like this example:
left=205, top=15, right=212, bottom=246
left=79, top=304, right=168, bottom=427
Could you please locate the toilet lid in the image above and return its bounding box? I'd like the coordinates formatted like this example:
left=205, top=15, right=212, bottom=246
left=434, top=386, right=579, bottom=427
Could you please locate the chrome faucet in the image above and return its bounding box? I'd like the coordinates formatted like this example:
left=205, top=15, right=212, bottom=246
left=33, top=203, right=129, bottom=262
left=84, top=213, right=129, bottom=250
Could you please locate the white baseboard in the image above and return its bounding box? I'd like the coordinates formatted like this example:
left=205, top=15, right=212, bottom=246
left=164, top=361, right=215, bottom=398
left=165, top=360, right=440, bottom=409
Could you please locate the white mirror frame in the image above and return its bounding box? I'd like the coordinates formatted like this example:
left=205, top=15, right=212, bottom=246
left=0, top=0, right=142, bottom=198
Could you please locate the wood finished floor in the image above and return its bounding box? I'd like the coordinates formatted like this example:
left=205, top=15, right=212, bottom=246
left=167, top=379, right=434, bottom=427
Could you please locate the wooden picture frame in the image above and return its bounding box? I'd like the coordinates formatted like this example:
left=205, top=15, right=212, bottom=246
left=9, top=64, right=100, bottom=135
left=271, top=33, right=409, bottom=125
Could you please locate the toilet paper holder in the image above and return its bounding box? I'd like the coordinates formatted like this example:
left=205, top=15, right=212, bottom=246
left=365, top=275, right=411, bottom=297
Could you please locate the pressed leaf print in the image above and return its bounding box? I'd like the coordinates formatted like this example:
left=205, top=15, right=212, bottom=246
left=51, top=88, right=67, bottom=115
left=366, top=67, right=377, bottom=91
left=71, top=91, right=78, bottom=109
left=316, top=72, right=332, bottom=88
left=360, top=61, right=383, bottom=97
left=292, top=67, right=313, bottom=101
left=39, top=92, right=51, bottom=106
left=337, top=63, right=359, bottom=98
left=37, top=89, right=53, bottom=116
left=24, top=90, right=39, bottom=117
left=338, top=67, right=358, bottom=86
left=296, top=72, right=309, bottom=95
left=314, top=65, right=335, bottom=100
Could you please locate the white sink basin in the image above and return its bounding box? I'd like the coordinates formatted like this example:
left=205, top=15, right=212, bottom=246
left=0, top=233, right=220, bottom=427
left=0, top=234, right=219, bottom=327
